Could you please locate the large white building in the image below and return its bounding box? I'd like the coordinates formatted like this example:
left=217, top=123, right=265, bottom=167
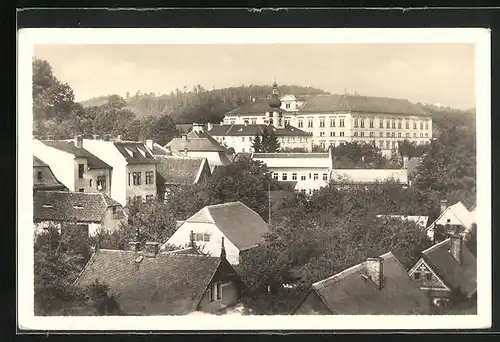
left=223, top=84, right=433, bottom=157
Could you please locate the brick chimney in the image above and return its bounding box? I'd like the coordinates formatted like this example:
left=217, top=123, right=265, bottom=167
left=220, top=237, right=226, bottom=260
left=74, top=135, right=83, bottom=148
left=144, top=241, right=159, bottom=258
left=145, top=139, right=154, bottom=151
left=366, top=257, right=384, bottom=289
left=450, top=235, right=462, bottom=264
left=116, top=135, right=122, bottom=141
left=440, top=200, right=448, bottom=215
left=181, top=135, right=188, bottom=141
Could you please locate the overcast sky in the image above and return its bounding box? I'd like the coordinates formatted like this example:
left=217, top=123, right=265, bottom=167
left=33, top=43, right=475, bottom=109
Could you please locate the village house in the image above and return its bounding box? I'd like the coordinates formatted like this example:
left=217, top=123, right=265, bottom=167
left=80, top=137, right=158, bottom=206
left=425, top=200, right=476, bottom=241
left=408, top=236, right=476, bottom=306
left=33, top=137, right=113, bottom=196
left=223, top=85, right=433, bottom=157
left=155, top=155, right=211, bottom=201
left=33, top=190, right=126, bottom=237
left=33, top=156, right=68, bottom=192
left=291, top=252, right=431, bottom=315
left=74, top=238, right=247, bottom=315
left=160, top=201, right=269, bottom=265
left=166, top=127, right=232, bottom=173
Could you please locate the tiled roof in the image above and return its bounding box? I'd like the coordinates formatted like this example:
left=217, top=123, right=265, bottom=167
left=298, top=94, right=431, bottom=116
left=166, top=131, right=227, bottom=153
left=188, top=201, right=269, bottom=250
left=306, top=252, right=430, bottom=314
left=41, top=141, right=112, bottom=169
left=225, top=98, right=282, bottom=116
left=156, top=156, right=206, bottom=185
left=33, top=191, right=121, bottom=223
left=114, top=142, right=157, bottom=164
left=75, top=249, right=222, bottom=315
left=151, top=143, right=171, bottom=156
left=252, top=153, right=329, bottom=159
left=422, top=238, right=476, bottom=297
left=207, top=124, right=310, bottom=137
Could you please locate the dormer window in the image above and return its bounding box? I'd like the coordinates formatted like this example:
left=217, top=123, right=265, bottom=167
left=125, top=148, right=134, bottom=157
left=137, top=148, right=146, bottom=158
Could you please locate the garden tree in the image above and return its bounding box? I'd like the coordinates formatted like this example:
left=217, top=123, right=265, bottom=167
left=251, top=133, right=262, bottom=153
left=260, top=129, right=270, bottom=152
left=111, top=108, right=137, bottom=137
left=465, top=224, right=477, bottom=257
left=398, top=139, right=425, bottom=159
left=122, top=118, right=144, bottom=141
left=95, top=197, right=177, bottom=250
left=266, top=131, right=281, bottom=152
left=146, top=114, right=179, bottom=146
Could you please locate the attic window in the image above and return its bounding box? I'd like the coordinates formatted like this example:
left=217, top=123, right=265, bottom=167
left=125, top=148, right=134, bottom=157
left=42, top=204, right=53, bottom=208
left=137, top=148, right=146, bottom=158
left=73, top=205, right=84, bottom=209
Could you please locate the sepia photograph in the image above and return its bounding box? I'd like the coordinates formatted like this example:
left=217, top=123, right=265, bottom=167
left=17, top=28, right=491, bottom=330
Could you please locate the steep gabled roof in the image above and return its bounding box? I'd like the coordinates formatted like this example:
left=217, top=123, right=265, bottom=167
left=421, top=238, right=477, bottom=297
left=186, top=201, right=269, bottom=250
left=166, top=132, right=227, bottom=153
left=41, top=140, right=111, bottom=169
left=74, top=249, right=223, bottom=315
left=33, top=156, right=69, bottom=191
left=297, top=94, right=431, bottom=116
left=225, top=98, right=280, bottom=116
left=207, top=124, right=310, bottom=137
left=301, top=252, right=430, bottom=314
left=156, top=156, right=207, bottom=185
left=426, top=201, right=475, bottom=231
left=33, top=191, right=121, bottom=223
left=113, top=141, right=157, bottom=164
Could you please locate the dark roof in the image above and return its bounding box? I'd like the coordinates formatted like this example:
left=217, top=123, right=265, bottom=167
left=304, top=252, right=430, bottom=314
left=188, top=201, right=269, bottom=250
left=225, top=98, right=284, bottom=116
left=41, top=141, right=111, bottom=169
left=114, top=142, right=157, bottom=164
left=33, top=191, right=121, bottom=223
left=299, top=94, right=431, bottom=116
left=33, top=155, right=47, bottom=167
left=252, top=152, right=329, bottom=159
left=156, top=156, right=206, bottom=185
left=166, top=132, right=227, bottom=153
left=151, top=144, right=171, bottom=156
left=207, top=124, right=310, bottom=137
left=422, top=238, right=476, bottom=297
left=75, top=250, right=223, bottom=315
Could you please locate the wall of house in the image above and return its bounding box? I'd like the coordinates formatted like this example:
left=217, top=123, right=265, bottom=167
left=100, top=206, right=126, bottom=233
left=293, top=291, right=331, bottom=315
left=126, top=163, right=157, bottom=202
left=73, top=157, right=89, bottom=192
left=82, top=139, right=128, bottom=205
left=33, top=165, right=65, bottom=188
left=330, top=169, right=408, bottom=184
left=88, top=168, right=112, bottom=197
left=33, top=141, right=76, bottom=191
left=409, top=259, right=450, bottom=295
left=165, top=222, right=241, bottom=264
left=213, top=134, right=311, bottom=153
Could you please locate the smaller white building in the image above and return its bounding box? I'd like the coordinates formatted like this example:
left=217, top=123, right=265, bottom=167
left=160, top=201, right=269, bottom=265
left=425, top=201, right=476, bottom=241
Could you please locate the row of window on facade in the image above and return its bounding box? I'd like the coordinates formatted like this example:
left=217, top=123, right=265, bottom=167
left=352, top=131, right=429, bottom=138
left=298, top=118, right=346, bottom=128
left=273, top=172, right=329, bottom=181
left=297, top=117, right=430, bottom=130
left=128, top=171, right=155, bottom=186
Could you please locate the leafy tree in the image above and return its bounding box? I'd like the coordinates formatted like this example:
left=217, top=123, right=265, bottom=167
left=146, top=114, right=179, bottom=146
left=465, top=224, right=477, bottom=257
left=260, top=129, right=270, bottom=152
left=266, top=131, right=281, bottom=153
left=251, top=133, right=262, bottom=153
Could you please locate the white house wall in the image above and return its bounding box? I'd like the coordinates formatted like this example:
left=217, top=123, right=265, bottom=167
left=330, top=169, right=408, bottom=184
left=164, top=222, right=240, bottom=265
left=33, top=140, right=76, bottom=191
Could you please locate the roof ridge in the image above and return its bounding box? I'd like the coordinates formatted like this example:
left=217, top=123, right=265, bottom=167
left=313, top=262, right=366, bottom=289
left=422, top=238, right=451, bottom=255
left=206, top=201, right=242, bottom=209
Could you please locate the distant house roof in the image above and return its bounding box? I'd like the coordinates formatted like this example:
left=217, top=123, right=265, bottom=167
left=421, top=238, right=476, bottom=297
left=148, top=142, right=172, bottom=156
left=33, top=191, right=122, bottom=223
left=207, top=124, right=310, bottom=137
left=298, top=94, right=431, bottom=116
left=41, top=141, right=111, bottom=169
left=294, top=252, right=430, bottom=314
left=113, top=141, right=157, bottom=164
left=176, top=201, right=269, bottom=251
left=156, top=156, right=207, bottom=185
left=225, top=98, right=283, bottom=116
left=166, top=131, right=227, bottom=153
left=74, top=250, right=228, bottom=315
left=426, top=201, right=475, bottom=231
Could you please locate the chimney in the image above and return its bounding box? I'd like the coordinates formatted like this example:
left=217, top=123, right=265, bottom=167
left=366, top=257, right=384, bottom=289
left=146, top=139, right=154, bottom=151
left=440, top=200, right=448, bottom=215
left=244, top=120, right=248, bottom=126
left=164, top=146, right=172, bottom=156
left=74, top=135, right=83, bottom=148
left=92, top=134, right=100, bottom=140
left=192, top=123, right=203, bottom=133
left=207, top=122, right=213, bottom=131
left=116, top=135, right=122, bottom=141
left=181, top=135, right=187, bottom=141
left=403, top=156, right=409, bottom=169
left=144, top=241, right=159, bottom=258
left=189, top=230, right=196, bottom=248
left=128, top=241, right=141, bottom=252
left=184, top=147, right=188, bottom=155
left=450, top=235, right=462, bottom=264
left=220, top=237, right=226, bottom=260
